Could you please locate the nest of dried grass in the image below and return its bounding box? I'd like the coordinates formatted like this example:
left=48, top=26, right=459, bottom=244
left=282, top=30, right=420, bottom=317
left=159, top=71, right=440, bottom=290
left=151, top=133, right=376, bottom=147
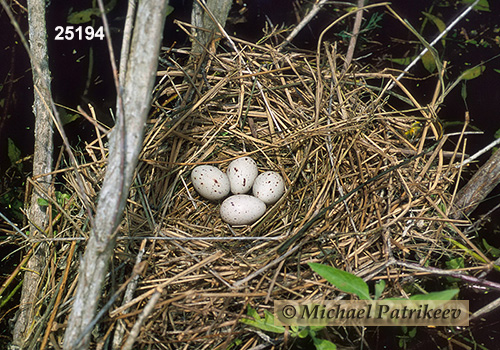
left=49, top=34, right=484, bottom=348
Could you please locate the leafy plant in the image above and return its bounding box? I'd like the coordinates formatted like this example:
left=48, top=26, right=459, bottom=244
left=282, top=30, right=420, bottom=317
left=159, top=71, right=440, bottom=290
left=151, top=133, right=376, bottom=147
left=397, top=326, right=417, bottom=349
left=37, top=191, right=71, bottom=208
left=7, top=138, right=22, bottom=171
left=242, top=262, right=460, bottom=348
left=308, top=263, right=371, bottom=300
left=461, top=0, right=490, bottom=12
left=310, top=263, right=460, bottom=301
left=482, top=239, right=500, bottom=258
left=336, top=12, right=383, bottom=43
left=240, top=305, right=337, bottom=349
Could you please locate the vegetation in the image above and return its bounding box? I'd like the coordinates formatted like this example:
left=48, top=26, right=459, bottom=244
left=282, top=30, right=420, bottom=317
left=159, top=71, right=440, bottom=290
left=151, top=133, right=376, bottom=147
left=1, top=0, right=500, bottom=348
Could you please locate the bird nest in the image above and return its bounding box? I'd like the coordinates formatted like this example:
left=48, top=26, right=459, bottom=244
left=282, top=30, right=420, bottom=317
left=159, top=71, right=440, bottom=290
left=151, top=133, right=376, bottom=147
left=55, top=37, right=481, bottom=348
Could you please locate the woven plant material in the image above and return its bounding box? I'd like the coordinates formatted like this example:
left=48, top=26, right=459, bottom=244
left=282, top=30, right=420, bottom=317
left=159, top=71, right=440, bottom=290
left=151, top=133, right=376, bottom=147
left=41, top=35, right=484, bottom=348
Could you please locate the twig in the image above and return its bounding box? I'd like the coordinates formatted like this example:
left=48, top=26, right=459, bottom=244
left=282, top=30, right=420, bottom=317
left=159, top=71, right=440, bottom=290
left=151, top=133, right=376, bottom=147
left=112, top=240, right=147, bottom=349
left=71, top=262, right=148, bottom=349
left=392, top=260, right=500, bottom=292
left=121, top=287, right=162, bottom=350
left=0, top=244, right=35, bottom=298
left=279, top=0, right=328, bottom=49
left=0, top=210, right=29, bottom=240
left=193, top=0, right=284, bottom=137
left=456, top=136, right=500, bottom=168
left=343, top=0, right=366, bottom=73
left=30, top=235, right=281, bottom=242
left=63, top=1, right=170, bottom=348
left=109, top=252, right=223, bottom=318
left=119, top=0, right=138, bottom=85
left=470, top=296, right=500, bottom=322
left=0, top=0, right=96, bottom=229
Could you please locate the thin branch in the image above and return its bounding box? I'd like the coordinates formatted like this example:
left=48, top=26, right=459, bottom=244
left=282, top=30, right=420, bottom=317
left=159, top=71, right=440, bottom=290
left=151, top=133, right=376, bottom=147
left=279, top=0, right=328, bottom=49
left=457, top=136, right=500, bottom=168
left=121, top=288, right=162, bottom=350
left=0, top=210, right=29, bottom=240
left=62, top=1, right=170, bottom=348
left=393, top=260, right=500, bottom=292
left=342, top=0, right=365, bottom=72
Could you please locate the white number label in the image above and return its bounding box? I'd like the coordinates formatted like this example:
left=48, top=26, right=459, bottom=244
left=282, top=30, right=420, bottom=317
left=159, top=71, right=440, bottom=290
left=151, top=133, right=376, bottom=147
left=54, top=26, right=105, bottom=41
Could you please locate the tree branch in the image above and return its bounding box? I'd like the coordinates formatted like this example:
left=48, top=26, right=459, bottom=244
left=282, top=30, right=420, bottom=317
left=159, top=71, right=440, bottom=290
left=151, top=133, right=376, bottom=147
left=11, top=0, right=53, bottom=346
left=62, top=1, right=169, bottom=348
left=343, top=0, right=365, bottom=72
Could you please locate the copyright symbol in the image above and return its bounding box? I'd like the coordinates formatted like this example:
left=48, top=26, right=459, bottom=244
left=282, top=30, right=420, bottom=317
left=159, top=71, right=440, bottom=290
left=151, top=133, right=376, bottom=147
left=281, top=304, right=296, bottom=319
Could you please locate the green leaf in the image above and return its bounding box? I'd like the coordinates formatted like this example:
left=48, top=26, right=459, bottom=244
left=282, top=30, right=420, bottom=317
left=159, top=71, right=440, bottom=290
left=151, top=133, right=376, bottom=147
left=67, top=0, right=118, bottom=24
left=60, top=112, right=80, bottom=126
left=313, top=337, right=337, bottom=350
left=309, top=325, right=326, bottom=332
left=461, top=65, right=486, bottom=80
left=7, top=138, right=21, bottom=168
left=297, top=327, right=310, bottom=338
left=240, top=306, right=285, bottom=334
left=422, top=12, right=446, bottom=33
left=483, top=239, right=500, bottom=258
left=308, top=263, right=371, bottom=300
left=461, top=0, right=490, bottom=12
left=422, top=50, right=436, bottom=73
left=385, top=56, right=414, bottom=65
left=494, top=69, right=500, bottom=74
left=67, top=8, right=100, bottom=24
left=408, top=289, right=459, bottom=301
left=290, top=325, right=300, bottom=336
left=445, top=257, right=464, bottom=270
left=37, top=198, right=50, bottom=207
left=227, top=338, right=242, bottom=350
left=56, top=191, right=71, bottom=207
left=166, top=5, right=174, bottom=16
left=408, top=327, right=417, bottom=338
left=374, top=279, right=386, bottom=300
left=422, top=12, right=447, bottom=47
left=461, top=81, right=468, bottom=102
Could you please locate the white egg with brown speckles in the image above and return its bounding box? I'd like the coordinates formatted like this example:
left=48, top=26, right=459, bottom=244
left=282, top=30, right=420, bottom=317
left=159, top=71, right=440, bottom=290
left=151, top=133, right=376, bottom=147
left=252, top=171, right=285, bottom=204
left=220, top=195, right=266, bottom=225
left=191, top=165, right=230, bottom=201
left=226, top=156, right=259, bottom=194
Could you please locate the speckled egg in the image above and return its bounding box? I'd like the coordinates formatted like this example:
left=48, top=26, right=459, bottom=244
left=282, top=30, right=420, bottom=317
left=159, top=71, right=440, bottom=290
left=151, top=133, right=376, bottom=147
left=191, top=165, right=230, bottom=201
left=226, top=157, right=259, bottom=194
left=252, top=171, right=285, bottom=204
left=220, top=195, right=266, bottom=225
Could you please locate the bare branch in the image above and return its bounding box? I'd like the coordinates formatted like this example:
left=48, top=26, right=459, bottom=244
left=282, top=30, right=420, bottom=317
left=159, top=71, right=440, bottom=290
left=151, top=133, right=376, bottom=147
left=343, top=0, right=365, bottom=72
left=62, top=1, right=170, bottom=348
left=10, top=0, right=53, bottom=346
left=280, top=0, right=328, bottom=49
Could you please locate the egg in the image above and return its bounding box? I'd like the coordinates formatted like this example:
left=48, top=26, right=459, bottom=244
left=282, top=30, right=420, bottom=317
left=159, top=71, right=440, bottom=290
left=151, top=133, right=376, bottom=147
left=252, top=171, right=285, bottom=204
left=226, top=156, right=259, bottom=194
left=191, top=165, right=230, bottom=201
left=220, top=195, right=266, bottom=225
